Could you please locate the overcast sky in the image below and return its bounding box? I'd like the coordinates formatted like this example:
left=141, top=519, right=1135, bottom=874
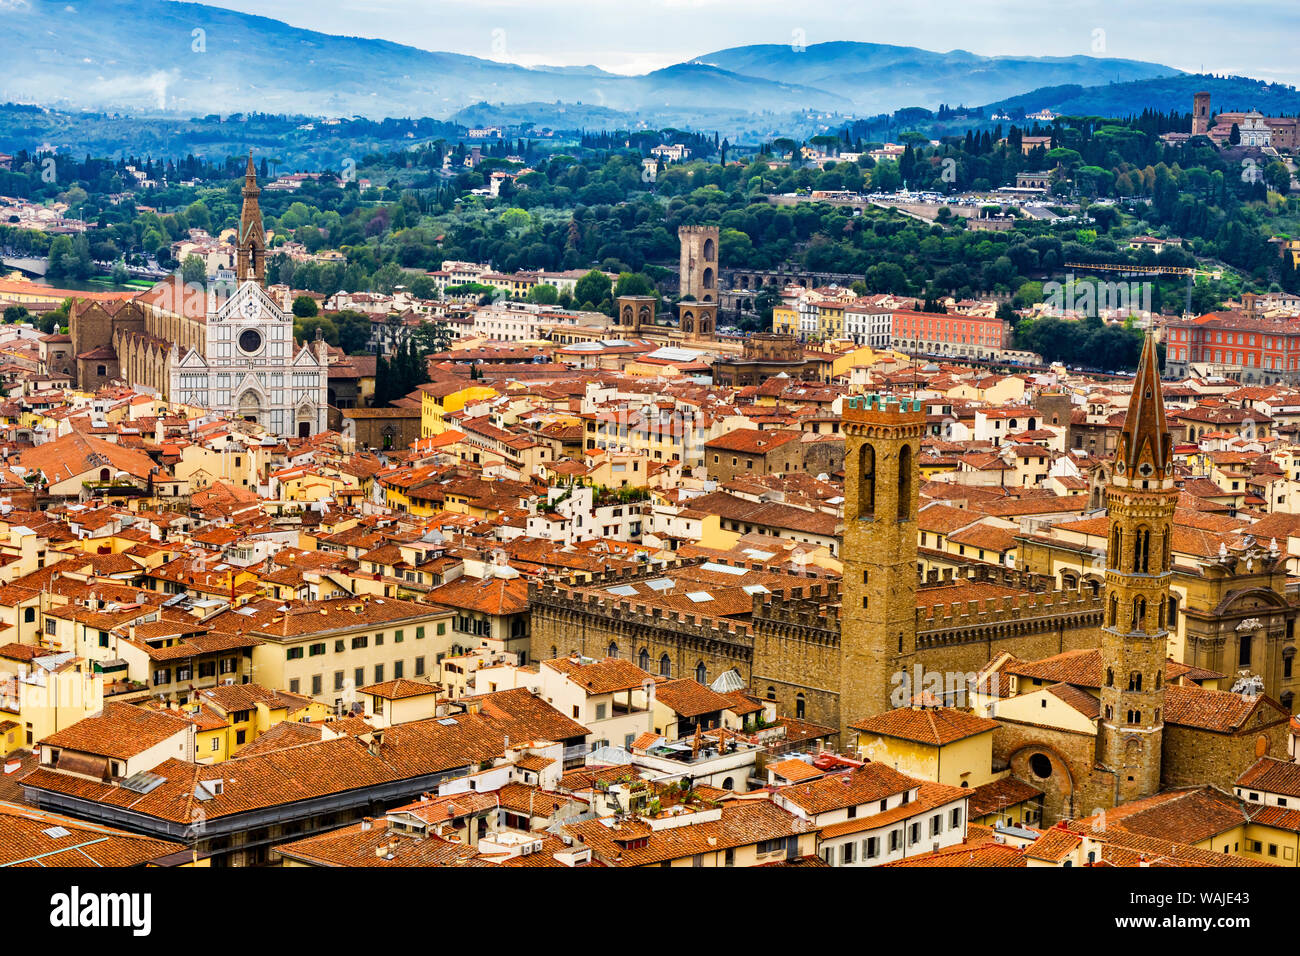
left=201, top=0, right=1300, bottom=84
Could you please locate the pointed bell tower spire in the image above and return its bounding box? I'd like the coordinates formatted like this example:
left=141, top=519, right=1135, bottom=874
left=236, top=151, right=266, bottom=287
left=1115, top=331, right=1171, bottom=486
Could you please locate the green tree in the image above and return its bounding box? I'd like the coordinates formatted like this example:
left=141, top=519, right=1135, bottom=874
left=292, top=295, right=320, bottom=318
left=46, top=235, right=73, bottom=278
left=499, top=207, right=532, bottom=231
left=613, top=272, right=656, bottom=298
left=1265, top=161, right=1292, bottom=196
left=408, top=275, right=437, bottom=299
left=181, top=254, right=207, bottom=288
left=334, top=310, right=374, bottom=354
left=294, top=315, right=339, bottom=346
left=573, top=270, right=612, bottom=312
left=526, top=283, right=559, bottom=304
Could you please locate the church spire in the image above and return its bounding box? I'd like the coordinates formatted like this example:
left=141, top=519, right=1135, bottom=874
left=236, top=151, right=266, bottom=286
left=1115, top=330, right=1170, bottom=486
left=1097, top=326, right=1178, bottom=807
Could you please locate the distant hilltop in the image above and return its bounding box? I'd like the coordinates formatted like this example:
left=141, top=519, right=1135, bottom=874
left=1, top=0, right=1175, bottom=120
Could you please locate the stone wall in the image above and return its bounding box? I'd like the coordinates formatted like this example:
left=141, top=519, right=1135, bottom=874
left=1161, top=714, right=1291, bottom=792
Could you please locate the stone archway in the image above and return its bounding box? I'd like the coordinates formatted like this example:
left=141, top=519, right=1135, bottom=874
left=296, top=403, right=316, bottom=440
left=237, top=389, right=262, bottom=424
left=1006, top=741, right=1079, bottom=825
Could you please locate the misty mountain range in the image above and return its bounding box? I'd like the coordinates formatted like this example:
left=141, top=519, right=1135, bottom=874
left=2, top=0, right=1181, bottom=121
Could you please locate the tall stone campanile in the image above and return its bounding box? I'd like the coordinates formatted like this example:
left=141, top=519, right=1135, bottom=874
left=839, top=393, right=924, bottom=738
left=1192, top=91, right=1211, bottom=136
left=1097, top=331, right=1176, bottom=805
left=677, top=225, right=718, bottom=342
left=236, top=153, right=267, bottom=286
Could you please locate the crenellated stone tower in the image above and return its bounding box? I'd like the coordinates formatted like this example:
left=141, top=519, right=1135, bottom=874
left=1096, top=330, right=1176, bottom=805
left=839, top=393, right=925, bottom=739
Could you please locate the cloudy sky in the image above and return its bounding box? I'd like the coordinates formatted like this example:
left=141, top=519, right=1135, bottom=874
left=202, top=0, right=1300, bottom=83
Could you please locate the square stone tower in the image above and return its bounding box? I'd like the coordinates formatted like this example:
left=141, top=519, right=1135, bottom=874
left=616, top=295, right=656, bottom=335
left=677, top=225, right=719, bottom=341
left=839, top=393, right=926, bottom=739
left=1192, top=91, right=1211, bottom=136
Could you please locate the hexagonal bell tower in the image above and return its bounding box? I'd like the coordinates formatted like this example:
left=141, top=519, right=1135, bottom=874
left=1097, top=331, right=1177, bottom=805
left=839, top=393, right=925, bottom=738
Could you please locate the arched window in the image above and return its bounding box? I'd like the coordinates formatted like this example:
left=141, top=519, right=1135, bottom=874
left=608, top=642, right=618, bottom=659
left=857, top=444, right=876, bottom=518
left=721, top=776, right=734, bottom=791
left=766, top=685, right=776, bottom=700
left=98, top=468, right=111, bottom=482
left=795, top=693, right=806, bottom=719
left=550, top=645, right=557, bottom=659
left=897, top=443, right=912, bottom=520
left=1104, top=705, right=1113, bottom=720
left=659, top=654, right=671, bottom=678
left=638, top=648, right=650, bottom=671
left=1128, top=672, right=1142, bottom=692
left=1108, top=593, right=1118, bottom=627
left=695, top=661, right=707, bottom=684
left=1106, top=667, right=1114, bottom=687
left=1110, top=527, right=1120, bottom=567
left=1167, top=593, right=1179, bottom=632
left=1133, top=526, right=1151, bottom=573
left=1154, top=670, right=1162, bottom=690
left=1132, top=596, right=1145, bottom=632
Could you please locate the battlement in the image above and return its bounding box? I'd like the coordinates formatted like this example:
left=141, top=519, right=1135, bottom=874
left=752, top=584, right=841, bottom=644
left=530, top=569, right=753, bottom=646
left=844, top=393, right=925, bottom=416
left=916, top=586, right=1105, bottom=641
left=918, top=564, right=1048, bottom=591
left=537, top=556, right=707, bottom=593
left=678, top=224, right=720, bottom=236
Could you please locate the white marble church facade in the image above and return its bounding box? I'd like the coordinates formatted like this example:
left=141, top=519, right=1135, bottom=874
left=170, top=279, right=329, bottom=438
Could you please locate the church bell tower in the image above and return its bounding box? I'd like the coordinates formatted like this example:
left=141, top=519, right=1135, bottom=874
left=236, top=153, right=267, bottom=287
left=1097, top=331, right=1176, bottom=804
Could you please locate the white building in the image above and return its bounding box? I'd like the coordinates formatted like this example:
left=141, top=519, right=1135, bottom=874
left=773, top=763, right=969, bottom=867
left=524, top=485, right=645, bottom=544
left=171, top=280, right=329, bottom=439
left=844, top=299, right=895, bottom=348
